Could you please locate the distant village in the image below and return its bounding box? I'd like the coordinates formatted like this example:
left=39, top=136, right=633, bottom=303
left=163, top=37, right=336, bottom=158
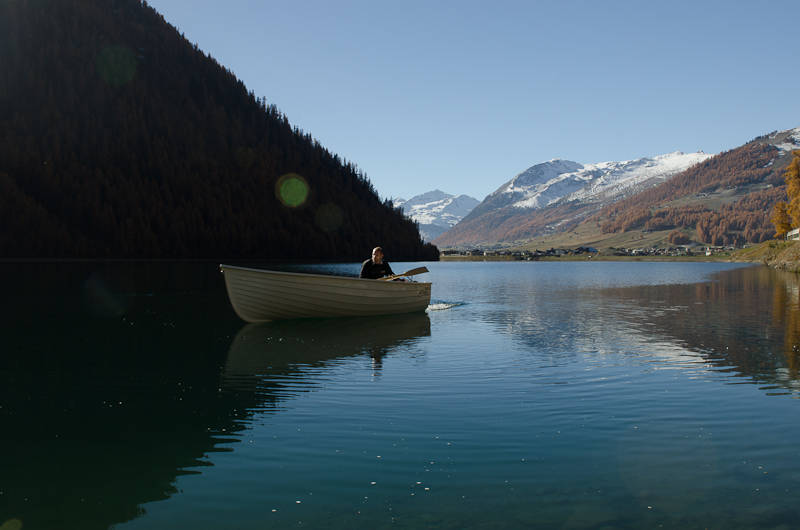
left=441, top=245, right=740, bottom=260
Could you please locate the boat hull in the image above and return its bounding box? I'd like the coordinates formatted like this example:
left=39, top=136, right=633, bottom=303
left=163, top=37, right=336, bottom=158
left=219, top=264, right=432, bottom=322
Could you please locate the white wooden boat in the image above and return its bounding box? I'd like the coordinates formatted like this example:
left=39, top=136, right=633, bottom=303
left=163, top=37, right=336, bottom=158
left=219, top=264, right=432, bottom=322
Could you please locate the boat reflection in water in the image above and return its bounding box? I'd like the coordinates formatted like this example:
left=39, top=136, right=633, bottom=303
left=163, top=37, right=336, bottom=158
left=222, top=312, right=432, bottom=393
left=0, top=261, right=430, bottom=530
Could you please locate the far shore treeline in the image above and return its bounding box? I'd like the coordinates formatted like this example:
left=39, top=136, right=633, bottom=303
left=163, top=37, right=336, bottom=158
left=0, top=0, right=438, bottom=261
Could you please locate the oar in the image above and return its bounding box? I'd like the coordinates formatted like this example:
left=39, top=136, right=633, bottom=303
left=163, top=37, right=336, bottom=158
left=380, top=266, right=429, bottom=281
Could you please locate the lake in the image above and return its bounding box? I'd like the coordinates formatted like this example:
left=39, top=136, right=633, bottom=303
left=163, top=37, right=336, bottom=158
left=2, top=260, right=800, bottom=529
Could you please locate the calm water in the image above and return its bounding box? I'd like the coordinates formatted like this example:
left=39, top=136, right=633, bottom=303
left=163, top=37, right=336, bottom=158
left=3, top=261, right=800, bottom=529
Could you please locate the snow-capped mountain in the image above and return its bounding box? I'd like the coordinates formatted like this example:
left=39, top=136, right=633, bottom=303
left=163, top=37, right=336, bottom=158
left=394, top=190, right=479, bottom=241
left=486, top=151, right=712, bottom=213
left=435, top=126, right=800, bottom=249
left=768, top=126, right=800, bottom=152
left=436, top=150, right=714, bottom=247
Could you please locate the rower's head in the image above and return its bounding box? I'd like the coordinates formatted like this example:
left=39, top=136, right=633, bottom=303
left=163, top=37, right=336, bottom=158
left=372, top=246, right=384, bottom=263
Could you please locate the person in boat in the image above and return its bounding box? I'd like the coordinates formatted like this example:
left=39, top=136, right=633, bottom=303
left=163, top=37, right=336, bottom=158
left=360, top=246, right=395, bottom=279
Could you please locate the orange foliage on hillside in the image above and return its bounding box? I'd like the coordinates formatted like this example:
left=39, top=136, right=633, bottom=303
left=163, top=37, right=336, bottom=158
left=667, top=230, right=690, bottom=245
left=772, top=150, right=800, bottom=237
left=596, top=142, right=787, bottom=244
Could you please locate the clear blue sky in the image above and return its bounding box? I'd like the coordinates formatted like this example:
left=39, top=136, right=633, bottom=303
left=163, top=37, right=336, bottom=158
left=148, top=0, right=800, bottom=201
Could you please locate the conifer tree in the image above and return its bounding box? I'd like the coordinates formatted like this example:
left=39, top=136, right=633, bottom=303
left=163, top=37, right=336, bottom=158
left=772, top=150, right=800, bottom=238
left=771, top=201, right=791, bottom=238
left=785, top=150, right=800, bottom=227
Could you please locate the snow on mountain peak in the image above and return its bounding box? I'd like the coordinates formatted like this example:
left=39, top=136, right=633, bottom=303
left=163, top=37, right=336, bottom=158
left=495, top=151, right=712, bottom=210
left=395, top=190, right=480, bottom=241
left=395, top=189, right=451, bottom=209
left=770, top=127, right=800, bottom=152
left=503, top=159, right=584, bottom=191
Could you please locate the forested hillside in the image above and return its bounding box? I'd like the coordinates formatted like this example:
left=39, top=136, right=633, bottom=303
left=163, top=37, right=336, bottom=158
left=0, top=0, right=438, bottom=260
left=594, top=136, right=794, bottom=246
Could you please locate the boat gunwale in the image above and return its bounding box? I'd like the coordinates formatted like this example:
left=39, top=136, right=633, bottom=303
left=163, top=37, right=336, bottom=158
left=219, top=263, right=432, bottom=286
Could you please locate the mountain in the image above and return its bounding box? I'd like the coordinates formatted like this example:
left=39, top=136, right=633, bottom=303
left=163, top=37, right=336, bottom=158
left=589, top=127, right=800, bottom=247
left=0, top=0, right=438, bottom=260
left=436, top=127, right=800, bottom=250
left=435, top=151, right=712, bottom=247
left=393, top=190, right=479, bottom=241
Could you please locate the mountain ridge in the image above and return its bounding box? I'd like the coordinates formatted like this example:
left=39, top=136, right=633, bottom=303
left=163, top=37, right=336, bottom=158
left=0, top=0, right=438, bottom=260
left=394, top=190, right=479, bottom=241
left=437, top=150, right=714, bottom=247
left=438, top=127, right=799, bottom=250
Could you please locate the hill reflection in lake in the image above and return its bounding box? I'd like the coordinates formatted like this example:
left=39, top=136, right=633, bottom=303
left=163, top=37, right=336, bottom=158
left=0, top=263, right=242, bottom=529
left=5, top=261, right=800, bottom=529
left=459, top=261, right=800, bottom=395
left=0, top=263, right=430, bottom=530
left=597, top=266, right=800, bottom=394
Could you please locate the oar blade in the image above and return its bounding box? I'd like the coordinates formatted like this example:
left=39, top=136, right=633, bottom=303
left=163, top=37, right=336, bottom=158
left=379, top=266, right=430, bottom=281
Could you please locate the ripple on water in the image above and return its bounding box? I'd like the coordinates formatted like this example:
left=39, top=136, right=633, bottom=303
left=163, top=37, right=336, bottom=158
left=6, top=261, right=800, bottom=529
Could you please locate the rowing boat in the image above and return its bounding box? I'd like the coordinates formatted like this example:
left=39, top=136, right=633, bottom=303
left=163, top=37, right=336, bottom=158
left=219, top=264, right=432, bottom=322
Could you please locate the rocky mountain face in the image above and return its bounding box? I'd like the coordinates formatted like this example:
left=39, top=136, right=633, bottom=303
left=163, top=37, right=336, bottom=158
left=394, top=190, right=479, bottom=241
left=435, top=151, right=713, bottom=247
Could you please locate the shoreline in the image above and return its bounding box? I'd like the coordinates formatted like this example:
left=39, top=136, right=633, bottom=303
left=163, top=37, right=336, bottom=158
left=439, top=254, right=742, bottom=263
left=4, top=241, right=797, bottom=269
left=440, top=240, right=800, bottom=271
left=736, top=240, right=800, bottom=273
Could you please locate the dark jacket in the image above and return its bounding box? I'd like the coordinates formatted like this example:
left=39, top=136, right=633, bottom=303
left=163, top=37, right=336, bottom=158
left=360, top=259, right=394, bottom=279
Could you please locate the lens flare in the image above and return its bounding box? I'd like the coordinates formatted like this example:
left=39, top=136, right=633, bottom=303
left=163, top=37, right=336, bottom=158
left=276, top=174, right=309, bottom=207
left=0, top=519, right=23, bottom=530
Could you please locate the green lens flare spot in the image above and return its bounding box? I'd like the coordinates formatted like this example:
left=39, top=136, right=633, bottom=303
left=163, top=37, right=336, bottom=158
left=0, top=519, right=23, bottom=530
left=276, top=174, right=309, bottom=207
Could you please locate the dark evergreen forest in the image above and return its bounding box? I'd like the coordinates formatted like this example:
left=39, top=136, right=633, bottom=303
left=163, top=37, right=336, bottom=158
left=0, top=0, right=438, bottom=260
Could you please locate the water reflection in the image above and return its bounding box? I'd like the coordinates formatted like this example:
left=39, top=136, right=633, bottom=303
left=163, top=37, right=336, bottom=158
left=0, top=263, right=429, bottom=530
left=0, top=263, right=241, bottom=530
left=223, top=314, right=431, bottom=393
left=595, top=266, right=800, bottom=393
left=7, top=261, right=800, bottom=529
left=467, top=263, right=800, bottom=394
